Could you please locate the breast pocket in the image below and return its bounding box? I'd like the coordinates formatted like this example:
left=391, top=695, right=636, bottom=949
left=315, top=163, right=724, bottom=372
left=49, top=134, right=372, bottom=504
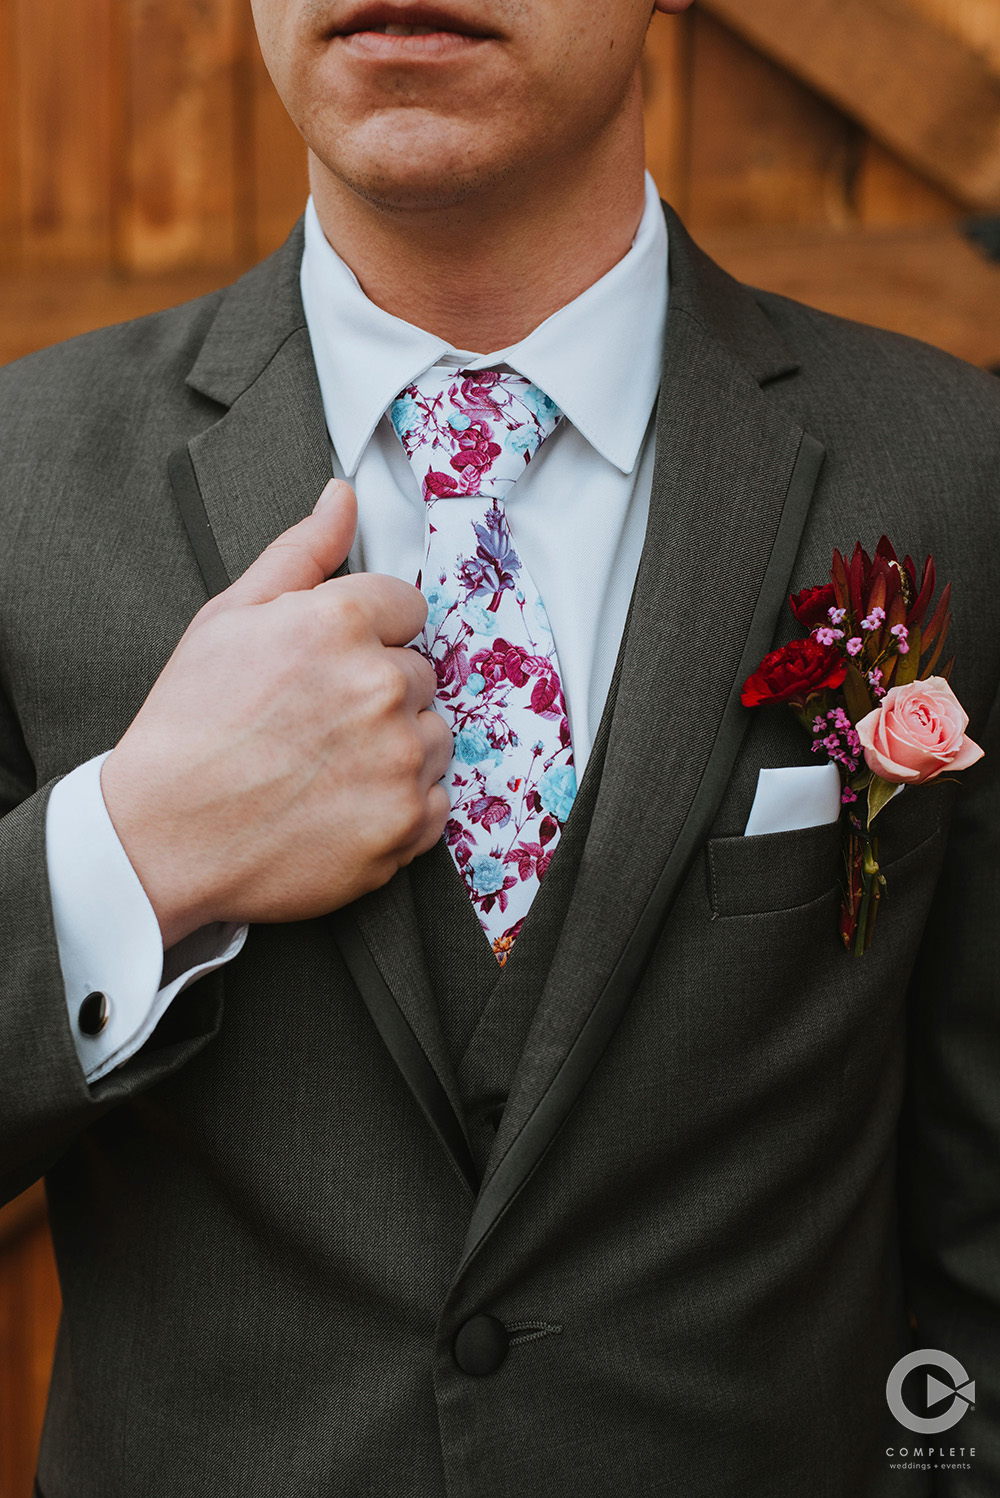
left=707, top=819, right=843, bottom=918
left=706, top=781, right=953, bottom=919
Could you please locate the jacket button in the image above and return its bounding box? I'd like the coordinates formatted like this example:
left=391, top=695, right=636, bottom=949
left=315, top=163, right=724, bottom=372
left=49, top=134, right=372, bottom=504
left=78, top=991, right=110, bottom=1036
left=453, top=1314, right=509, bottom=1377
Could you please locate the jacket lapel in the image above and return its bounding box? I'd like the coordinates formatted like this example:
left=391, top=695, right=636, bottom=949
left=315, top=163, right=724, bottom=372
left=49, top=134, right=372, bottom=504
left=172, top=225, right=476, bottom=1196
left=459, top=212, right=826, bottom=1271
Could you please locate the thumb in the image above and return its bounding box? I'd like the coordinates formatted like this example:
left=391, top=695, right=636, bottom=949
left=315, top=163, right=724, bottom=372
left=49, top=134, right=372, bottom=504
left=222, top=479, right=358, bottom=607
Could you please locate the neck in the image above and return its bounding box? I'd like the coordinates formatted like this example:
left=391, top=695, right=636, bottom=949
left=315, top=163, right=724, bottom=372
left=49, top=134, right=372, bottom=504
left=308, top=95, right=648, bottom=352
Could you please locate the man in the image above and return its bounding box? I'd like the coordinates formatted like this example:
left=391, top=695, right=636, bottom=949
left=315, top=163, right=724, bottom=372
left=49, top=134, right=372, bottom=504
left=1, top=0, right=998, bottom=1493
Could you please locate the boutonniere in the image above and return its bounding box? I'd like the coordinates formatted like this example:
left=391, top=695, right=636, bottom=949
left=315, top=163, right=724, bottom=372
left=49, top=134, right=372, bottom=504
left=740, top=536, right=984, bottom=956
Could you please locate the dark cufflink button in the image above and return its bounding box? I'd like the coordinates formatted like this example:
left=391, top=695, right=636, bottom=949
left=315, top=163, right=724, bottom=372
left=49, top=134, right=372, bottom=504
left=78, top=991, right=110, bottom=1036
left=453, top=1314, right=509, bottom=1377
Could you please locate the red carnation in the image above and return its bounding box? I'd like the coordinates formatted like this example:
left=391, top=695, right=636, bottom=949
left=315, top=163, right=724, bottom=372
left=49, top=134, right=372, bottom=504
left=741, top=637, right=847, bottom=708
left=789, top=583, right=836, bottom=627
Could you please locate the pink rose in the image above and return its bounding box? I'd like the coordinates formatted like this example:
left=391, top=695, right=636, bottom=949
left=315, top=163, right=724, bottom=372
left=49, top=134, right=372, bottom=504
left=855, top=676, right=984, bottom=784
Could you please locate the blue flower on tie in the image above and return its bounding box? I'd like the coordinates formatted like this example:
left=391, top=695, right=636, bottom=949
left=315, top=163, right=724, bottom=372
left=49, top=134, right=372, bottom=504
left=424, top=587, right=456, bottom=632
left=508, top=425, right=537, bottom=457
left=539, top=764, right=577, bottom=823
left=466, top=671, right=486, bottom=695
left=519, top=384, right=559, bottom=425
left=389, top=393, right=421, bottom=441
left=469, top=854, right=505, bottom=896
left=448, top=410, right=472, bottom=431
left=464, top=601, right=496, bottom=636
left=454, top=726, right=502, bottom=767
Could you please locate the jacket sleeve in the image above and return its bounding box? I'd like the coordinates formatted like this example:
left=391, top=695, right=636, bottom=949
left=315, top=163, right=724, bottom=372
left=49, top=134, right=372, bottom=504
left=900, top=677, right=1000, bottom=1493
left=0, top=679, right=226, bottom=1207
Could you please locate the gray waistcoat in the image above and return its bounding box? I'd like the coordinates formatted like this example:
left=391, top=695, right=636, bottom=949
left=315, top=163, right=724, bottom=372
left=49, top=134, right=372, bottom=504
left=409, top=661, right=621, bottom=1175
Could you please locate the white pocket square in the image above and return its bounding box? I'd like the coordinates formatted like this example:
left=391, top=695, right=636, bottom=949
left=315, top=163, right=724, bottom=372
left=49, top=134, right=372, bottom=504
left=743, top=762, right=842, bottom=837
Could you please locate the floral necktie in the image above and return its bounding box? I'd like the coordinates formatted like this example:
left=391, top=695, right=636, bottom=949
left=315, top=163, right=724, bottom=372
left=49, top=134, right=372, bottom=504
left=390, top=368, right=577, bottom=965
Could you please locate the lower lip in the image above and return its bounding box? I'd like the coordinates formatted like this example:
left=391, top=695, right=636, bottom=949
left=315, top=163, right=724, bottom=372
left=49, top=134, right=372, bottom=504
left=335, top=30, right=491, bottom=60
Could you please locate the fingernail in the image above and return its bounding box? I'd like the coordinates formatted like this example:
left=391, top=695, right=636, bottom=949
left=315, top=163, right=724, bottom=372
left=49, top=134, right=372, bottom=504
left=313, top=480, right=337, bottom=512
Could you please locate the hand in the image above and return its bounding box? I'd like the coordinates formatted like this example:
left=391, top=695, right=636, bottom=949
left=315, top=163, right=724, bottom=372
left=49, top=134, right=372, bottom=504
left=100, top=479, right=452, bottom=949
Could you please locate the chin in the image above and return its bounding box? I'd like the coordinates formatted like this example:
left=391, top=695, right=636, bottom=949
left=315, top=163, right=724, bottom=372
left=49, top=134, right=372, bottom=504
left=311, top=114, right=520, bottom=213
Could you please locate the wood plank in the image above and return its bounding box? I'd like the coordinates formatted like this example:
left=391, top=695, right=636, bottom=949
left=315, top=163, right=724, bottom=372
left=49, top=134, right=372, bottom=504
left=10, top=0, right=116, bottom=267
left=684, top=12, right=856, bottom=231
left=642, top=10, right=691, bottom=213
left=0, top=1211, right=60, bottom=1498
left=854, top=139, right=960, bottom=226
left=248, top=16, right=309, bottom=261
left=117, top=0, right=246, bottom=273
left=0, top=0, right=20, bottom=267
left=906, top=0, right=1000, bottom=74
left=700, top=0, right=1000, bottom=209
left=0, top=267, right=231, bottom=367
left=0, top=1182, right=46, bottom=1253
left=700, top=221, right=1000, bottom=368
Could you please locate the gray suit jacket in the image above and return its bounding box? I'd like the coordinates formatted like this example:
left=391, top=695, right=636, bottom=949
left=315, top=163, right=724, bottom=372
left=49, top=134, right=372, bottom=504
left=1, top=207, right=998, bottom=1498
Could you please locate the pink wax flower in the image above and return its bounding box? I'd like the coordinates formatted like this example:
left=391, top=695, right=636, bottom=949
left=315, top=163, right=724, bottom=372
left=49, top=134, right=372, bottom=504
left=855, top=676, right=984, bottom=785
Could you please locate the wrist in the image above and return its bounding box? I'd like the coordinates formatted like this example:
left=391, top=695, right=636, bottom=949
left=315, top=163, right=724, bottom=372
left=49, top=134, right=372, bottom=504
left=99, top=748, right=215, bottom=950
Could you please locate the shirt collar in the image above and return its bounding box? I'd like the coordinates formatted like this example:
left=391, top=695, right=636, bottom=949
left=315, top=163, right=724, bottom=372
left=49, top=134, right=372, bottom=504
left=301, top=170, right=668, bottom=478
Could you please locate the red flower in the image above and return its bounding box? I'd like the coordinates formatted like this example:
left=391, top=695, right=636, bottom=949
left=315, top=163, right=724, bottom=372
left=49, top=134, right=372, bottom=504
left=789, top=583, right=836, bottom=627
left=741, top=638, right=847, bottom=708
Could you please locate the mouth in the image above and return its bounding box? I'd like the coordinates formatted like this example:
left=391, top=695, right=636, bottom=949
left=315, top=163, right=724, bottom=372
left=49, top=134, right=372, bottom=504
left=331, top=4, right=498, bottom=52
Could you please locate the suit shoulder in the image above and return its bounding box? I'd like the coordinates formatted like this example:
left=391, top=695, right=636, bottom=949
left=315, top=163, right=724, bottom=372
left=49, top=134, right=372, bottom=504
left=0, top=286, right=226, bottom=421
left=754, top=285, right=1000, bottom=424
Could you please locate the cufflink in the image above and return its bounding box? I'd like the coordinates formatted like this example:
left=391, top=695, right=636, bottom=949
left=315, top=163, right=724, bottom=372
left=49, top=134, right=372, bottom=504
left=78, top=990, right=110, bottom=1036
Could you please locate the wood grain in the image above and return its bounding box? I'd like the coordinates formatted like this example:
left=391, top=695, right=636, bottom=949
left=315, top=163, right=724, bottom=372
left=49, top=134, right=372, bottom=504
left=0, top=1194, right=60, bottom=1498
left=685, top=12, right=856, bottom=231
left=643, top=10, right=691, bottom=213
left=248, top=19, right=309, bottom=261
left=0, top=266, right=231, bottom=366
left=907, top=0, right=1000, bottom=74
left=117, top=0, right=245, bottom=272
left=9, top=0, right=116, bottom=267
left=853, top=139, right=960, bottom=226
left=701, top=221, right=1000, bottom=368
left=701, top=0, right=1000, bottom=208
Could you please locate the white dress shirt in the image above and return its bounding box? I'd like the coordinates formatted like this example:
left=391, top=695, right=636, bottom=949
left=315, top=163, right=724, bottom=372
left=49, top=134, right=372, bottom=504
left=46, top=171, right=669, bottom=1083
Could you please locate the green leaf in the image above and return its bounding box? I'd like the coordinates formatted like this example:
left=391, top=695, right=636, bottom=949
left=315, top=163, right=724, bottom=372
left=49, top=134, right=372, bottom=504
left=841, top=662, right=873, bottom=724
left=867, top=775, right=898, bottom=827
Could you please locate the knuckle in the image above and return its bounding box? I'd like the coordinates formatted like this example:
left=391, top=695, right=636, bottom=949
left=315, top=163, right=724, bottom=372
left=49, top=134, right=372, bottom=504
left=372, top=662, right=409, bottom=715
left=393, top=726, right=425, bottom=779
left=428, top=784, right=451, bottom=828
left=394, top=788, right=427, bottom=845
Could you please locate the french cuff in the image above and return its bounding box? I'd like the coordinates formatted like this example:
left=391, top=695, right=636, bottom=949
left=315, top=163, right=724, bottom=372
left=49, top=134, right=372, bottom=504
left=46, top=750, right=247, bottom=1084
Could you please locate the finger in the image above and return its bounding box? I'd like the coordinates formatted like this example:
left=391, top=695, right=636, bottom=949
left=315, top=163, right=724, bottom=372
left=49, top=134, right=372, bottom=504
left=221, top=479, right=358, bottom=609
left=384, top=646, right=438, bottom=712
left=407, top=783, right=452, bottom=861
left=415, top=707, right=454, bottom=785
left=317, top=571, right=429, bottom=648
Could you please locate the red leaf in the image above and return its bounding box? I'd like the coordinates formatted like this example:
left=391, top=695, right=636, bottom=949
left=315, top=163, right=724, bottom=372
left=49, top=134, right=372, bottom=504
left=530, top=675, right=558, bottom=714
left=908, top=554, right=936, bottom=627
left=831, top=550, right=850, bottom=613
left=504, top=647, right=527, bottom=687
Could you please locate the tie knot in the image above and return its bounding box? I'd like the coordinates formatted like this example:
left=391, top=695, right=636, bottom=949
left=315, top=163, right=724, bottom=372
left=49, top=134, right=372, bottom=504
left=390, top=368, right=561, bottom=503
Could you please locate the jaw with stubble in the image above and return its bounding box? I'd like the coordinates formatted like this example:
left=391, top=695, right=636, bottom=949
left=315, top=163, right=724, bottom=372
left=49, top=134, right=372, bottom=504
left=252, top=0, right=655, bottom=216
